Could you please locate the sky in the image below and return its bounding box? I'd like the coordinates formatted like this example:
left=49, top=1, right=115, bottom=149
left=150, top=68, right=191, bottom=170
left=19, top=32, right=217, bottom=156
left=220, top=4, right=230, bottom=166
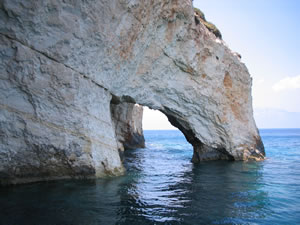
left=143, top=0, right=300, bottom=130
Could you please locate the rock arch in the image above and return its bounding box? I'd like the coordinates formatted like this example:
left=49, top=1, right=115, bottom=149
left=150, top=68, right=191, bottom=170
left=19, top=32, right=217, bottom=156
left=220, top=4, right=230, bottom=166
left=0, top=0, right=264, bottom=185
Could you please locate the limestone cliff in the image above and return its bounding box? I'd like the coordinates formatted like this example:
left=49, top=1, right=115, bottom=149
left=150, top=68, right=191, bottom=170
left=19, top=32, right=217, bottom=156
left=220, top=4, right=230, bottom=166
left=0, top=0, right=264, bottom=185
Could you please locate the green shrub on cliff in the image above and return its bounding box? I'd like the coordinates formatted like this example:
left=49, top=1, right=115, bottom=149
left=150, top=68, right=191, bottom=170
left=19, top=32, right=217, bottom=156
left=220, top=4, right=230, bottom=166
left=202, top=21, right=222, bottom=39
left=194, top=7, right=206, bottom=21
left=194, top=7, right=222, bottom=39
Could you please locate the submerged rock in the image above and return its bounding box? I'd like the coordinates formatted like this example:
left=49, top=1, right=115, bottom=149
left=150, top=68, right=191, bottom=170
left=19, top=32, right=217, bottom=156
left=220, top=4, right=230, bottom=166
left=0, top=0, right=264, bottom=185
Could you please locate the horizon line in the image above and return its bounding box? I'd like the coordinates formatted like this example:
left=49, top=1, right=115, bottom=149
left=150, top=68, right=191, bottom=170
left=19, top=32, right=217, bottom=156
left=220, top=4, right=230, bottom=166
left=143, top=128, right=300, bottom=131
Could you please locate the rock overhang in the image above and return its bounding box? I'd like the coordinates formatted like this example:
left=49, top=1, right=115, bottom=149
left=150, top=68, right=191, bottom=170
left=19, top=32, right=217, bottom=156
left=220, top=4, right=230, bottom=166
left=0, top=0, right=264, bottom=185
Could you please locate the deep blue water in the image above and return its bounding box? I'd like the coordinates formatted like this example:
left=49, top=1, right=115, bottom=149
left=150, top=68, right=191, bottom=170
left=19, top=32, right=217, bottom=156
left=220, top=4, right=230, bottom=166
left=0, top=129, right=300, bottom=224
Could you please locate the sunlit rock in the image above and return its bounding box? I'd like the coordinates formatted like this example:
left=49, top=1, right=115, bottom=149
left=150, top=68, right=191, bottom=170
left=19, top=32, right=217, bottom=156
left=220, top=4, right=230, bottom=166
left=0, top=0, right=264, bottom=185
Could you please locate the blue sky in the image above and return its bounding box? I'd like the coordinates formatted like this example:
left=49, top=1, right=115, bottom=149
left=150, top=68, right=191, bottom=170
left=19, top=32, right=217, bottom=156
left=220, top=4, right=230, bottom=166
left=143, top=0, right=300, bottom=129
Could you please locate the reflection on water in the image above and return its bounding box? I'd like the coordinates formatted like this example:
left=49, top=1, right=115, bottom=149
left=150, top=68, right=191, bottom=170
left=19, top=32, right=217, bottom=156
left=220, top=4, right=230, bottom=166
left=0, top=129, right=300, bottom=224
left=118, top=147, right=269, bottom=224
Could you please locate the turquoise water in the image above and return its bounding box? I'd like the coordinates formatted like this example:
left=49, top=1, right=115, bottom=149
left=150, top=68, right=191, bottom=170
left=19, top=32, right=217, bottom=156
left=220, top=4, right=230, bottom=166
left=0, top=129, right=300, bottom=224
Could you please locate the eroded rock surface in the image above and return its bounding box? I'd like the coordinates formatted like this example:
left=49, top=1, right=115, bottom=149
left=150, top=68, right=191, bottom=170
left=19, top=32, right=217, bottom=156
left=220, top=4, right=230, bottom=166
left=0, top=0, right=264, bottom=184
left=111, top=102, right=145, bottom=152
left=0, top=34, right=125, bottom=185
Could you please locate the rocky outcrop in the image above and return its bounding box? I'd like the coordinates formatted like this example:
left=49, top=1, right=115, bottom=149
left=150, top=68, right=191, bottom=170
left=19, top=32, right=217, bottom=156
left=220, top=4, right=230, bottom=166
left=0, top=0, right=264, bottom=185
left=111, top=102, right=145, bottom=152
left=0, top=34, right=125, bottom=185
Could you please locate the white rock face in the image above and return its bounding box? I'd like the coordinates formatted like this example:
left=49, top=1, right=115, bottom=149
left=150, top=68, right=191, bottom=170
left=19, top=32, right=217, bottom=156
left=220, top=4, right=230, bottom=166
left=0, top=0, right=264, bottom=184
left=0, top=34, right=125, bottom=185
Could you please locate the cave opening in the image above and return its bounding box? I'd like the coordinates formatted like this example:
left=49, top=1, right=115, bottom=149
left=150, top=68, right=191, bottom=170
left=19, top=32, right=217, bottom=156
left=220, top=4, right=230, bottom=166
left=110, top=100, right=198, bottom=163
left=110, top=100, right=236, bottom=164
left=141, top=106, right=196, bottom=160
left=142, top=106, right=178, bottom=131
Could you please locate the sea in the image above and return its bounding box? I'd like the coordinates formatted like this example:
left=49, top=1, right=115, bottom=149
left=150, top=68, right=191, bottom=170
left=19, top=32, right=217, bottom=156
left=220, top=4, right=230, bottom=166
left=0, top=129, right=300, bottom=225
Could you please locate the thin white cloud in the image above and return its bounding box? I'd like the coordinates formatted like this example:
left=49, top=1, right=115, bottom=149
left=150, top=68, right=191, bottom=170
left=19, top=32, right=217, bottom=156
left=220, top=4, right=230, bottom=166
left=272, top=75, right=300, bottom=92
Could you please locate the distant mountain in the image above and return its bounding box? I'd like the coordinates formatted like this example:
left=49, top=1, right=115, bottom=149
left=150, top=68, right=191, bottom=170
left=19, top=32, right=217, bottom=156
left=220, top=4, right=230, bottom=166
left=254, top=108, right=300, bottom=128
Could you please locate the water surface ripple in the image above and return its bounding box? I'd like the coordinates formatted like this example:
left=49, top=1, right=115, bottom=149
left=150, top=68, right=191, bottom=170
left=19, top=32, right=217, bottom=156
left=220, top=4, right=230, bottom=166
left=1, top=129, right=300, bottom=224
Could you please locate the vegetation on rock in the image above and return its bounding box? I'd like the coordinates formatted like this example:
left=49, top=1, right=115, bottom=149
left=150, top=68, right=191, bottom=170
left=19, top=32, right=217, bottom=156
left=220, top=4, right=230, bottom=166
left=194, top=7, right=222, bottom=39
left=194, top=7, right=206, bottom=21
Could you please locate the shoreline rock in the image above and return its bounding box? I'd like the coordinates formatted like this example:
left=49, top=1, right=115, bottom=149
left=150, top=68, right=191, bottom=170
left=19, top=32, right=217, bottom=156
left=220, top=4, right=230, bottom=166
left=0, top=0, right=264, bottom=185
